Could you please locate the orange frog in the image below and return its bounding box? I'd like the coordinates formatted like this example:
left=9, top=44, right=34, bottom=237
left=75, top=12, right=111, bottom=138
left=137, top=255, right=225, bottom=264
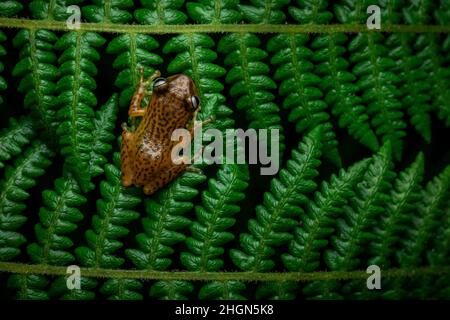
left=120, top=67, right=211, bottom=195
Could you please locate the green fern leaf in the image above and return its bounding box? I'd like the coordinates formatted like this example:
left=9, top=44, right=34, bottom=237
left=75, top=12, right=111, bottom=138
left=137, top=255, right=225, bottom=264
left=238, top=0, right=289, bottom=24
left=29, top=0, right=83, bottom=21
left=12, top=29, right=59, bottom=141
left=335, top=1, right=406, bottom=161
left=230, top=125, right=323, bottom=273
left=397, top=165, right=450, bottom=267
left=27, top=174, right=86, bottom=265
left=0, top=117, right=36, bottom=169
left=304, top=142, right=395, bottom=299
left=267, top=34, right=341, bottom=166
left=182, top=164, right=249, bottom=271
left=7, top=274, right=49, bottom=300
left=89, top=94, right=119, bottom=177
left=0, top=31, right=7, bottom=105
left=0, top=0, right=23, bottom=17
left=82, top=0, right=133, bottom=23
left=54, top=31, right=106, bottom=192
left=135, top=0, right=187, bottom=25
left=218, top=33, right=286, bottom=156
left=125, top=172, right=206, bottom=296
left=187, top=0, right=241, bottom=24
left=369, top=152, right=425, bottom=268
left=106, top=34, right=163, bottom=107
left=0, top=141, right=54, bottom=261
left=283, top=158, right=370, bottom=272
left=75, top=153, right=141, bottom=297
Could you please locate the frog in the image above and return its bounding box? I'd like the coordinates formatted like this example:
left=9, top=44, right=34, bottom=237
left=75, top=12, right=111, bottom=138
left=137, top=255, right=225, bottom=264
left=120, top=67, right=212, bottom=195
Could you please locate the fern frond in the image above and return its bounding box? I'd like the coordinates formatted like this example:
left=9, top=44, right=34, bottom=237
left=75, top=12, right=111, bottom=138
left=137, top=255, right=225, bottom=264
left=327, top=142, right=394, bottom=271
left=30, top=0, right=84, bottom=21
left=0, top=141, right=54, bottom=261
left=0, top=0, right=23, bottom=17
left=428, top=207, right=450, bottom=267
left=288, top=0, right=332, bottom=24
left=75, top=153, right=141, bottom=298
left=100, top=279, right=143, bottom=300
left=82, top=0, right=133, bottom=23
left=369, top=152, right=424, bottom=268
left=49, top=276, right=97, bottom=300
left=403, top=1, right=450, bottom=127
left=150, top=281, right=194, bottom=300
left=309, top=31, right=379, bottom=151
left=0, top=31, right=6, bottom=105
left=182, top=164, right=249, bottom=272
left=27, top=174, right=86, bottom=265
left=7, top=274, right=49, bottom=300
left=335, top=1, right=406, bottom=161
left=379, top=1, right=433, bottom=142
left=12, top=29, right=59, bottom=141
left=304, top=142, right=395, bottom=299
left=257, top=157, right=369, bottom=300
left=267, top=34, right=340, bottom=166
left=89, top=94, right=118, bottom=177
left=106, top=34, right=163, bottom=107
left=0, top=117, right=36, bottom=169
left=289, top=0, right=377, bottom=150
left=283, top=158, right=370, bottom=272
left=238, top=0, right=289, bottom=24
left=217, top=33, right=285, bottom=156
left=79, top=153, right=140, bottom=268
left=199, top=281, right=247, bottom=300
left=397, top=165, right=450, bottom=267
left=230, top=126, right=323, bottom=273
left=135, top=0, right=187, bottom=25
left=181, top=164, right=249, bottom=299
left=125, top=172, right=206, bottom=298
left=54, top=31, right=106, bottom=192
left=188, top=0, right=241, bottom=24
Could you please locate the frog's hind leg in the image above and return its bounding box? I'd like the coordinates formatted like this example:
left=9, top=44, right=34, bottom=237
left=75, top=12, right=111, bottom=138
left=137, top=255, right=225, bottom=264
left=120, top=126, right=135, bottom=187
left=129, top=67, right=161, bottom=119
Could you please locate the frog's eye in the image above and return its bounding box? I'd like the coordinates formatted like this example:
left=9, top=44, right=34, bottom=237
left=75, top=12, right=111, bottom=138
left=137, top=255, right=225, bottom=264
left=191, top=95, right=200, bottom=109
left=153, top=77, right=166, bottom=88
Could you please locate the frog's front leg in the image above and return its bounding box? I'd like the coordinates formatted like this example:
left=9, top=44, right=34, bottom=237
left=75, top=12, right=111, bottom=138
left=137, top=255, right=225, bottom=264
left=129, top=67, right=161, bottom=118
left=120, top=124, right=135, bottom=187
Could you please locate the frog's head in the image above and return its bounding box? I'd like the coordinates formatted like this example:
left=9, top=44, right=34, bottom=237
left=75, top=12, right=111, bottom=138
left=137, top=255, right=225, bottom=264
left=152, top=74, right=200, bottom=114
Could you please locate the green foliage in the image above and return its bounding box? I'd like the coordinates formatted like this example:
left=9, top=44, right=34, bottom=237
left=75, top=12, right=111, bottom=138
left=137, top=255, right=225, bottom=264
left=0, top=1, right=23, bottom=17
left=0, top=141, right=53, bottom=261
left=0, top=31, right=6, bottom=105
left=13, top=29, right=59, bottom=141
left=231, top=126, right=323, bottom=273
left=135, top=0, right=187, bottom=25
left=188, top=0, right=241, bottom=24
left=218, top=33, right=286, bottom=156
left=238, top=0, right=289, bottom=24
left=54, top=31, right=106, bottom=192
left=0, top=0, right=449, bottom=301
left=0, top=117, right=36, bottom=169
left=82, top=0, right=134, bottom=23
left=106, top=35, right=162, bottom=107
left=369, top=152, right=425, bottom=268
left=335, top=1, right=406, bottom=161
left=28, top=175, right=86, bottom=266
left=267, top=34, right=340, bottom=166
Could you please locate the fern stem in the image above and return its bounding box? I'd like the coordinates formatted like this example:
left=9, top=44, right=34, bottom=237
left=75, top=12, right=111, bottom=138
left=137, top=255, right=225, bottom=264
left=0, top=18, right=450, bottom=34
left=1, top=262, right=448, bottom=282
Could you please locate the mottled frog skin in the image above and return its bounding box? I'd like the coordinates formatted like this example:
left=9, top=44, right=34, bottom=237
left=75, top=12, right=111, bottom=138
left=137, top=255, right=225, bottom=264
left=120, top=68, right=206, bottom=195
